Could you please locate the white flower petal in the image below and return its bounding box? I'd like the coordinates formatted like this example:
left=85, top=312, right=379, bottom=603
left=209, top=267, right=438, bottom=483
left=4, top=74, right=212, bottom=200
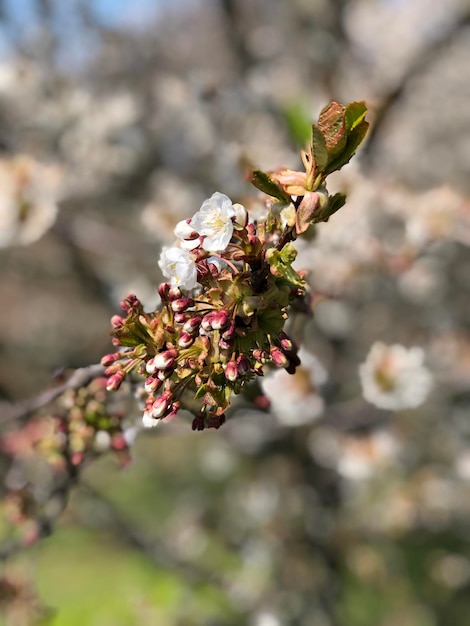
left=158, top=246, right=198, bottom=290
left=191, top=191, right=235, bottom=251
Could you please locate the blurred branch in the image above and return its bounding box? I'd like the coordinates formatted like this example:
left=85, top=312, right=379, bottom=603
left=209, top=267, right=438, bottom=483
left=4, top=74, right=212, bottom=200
left=0, top=364, right=105, bottom=426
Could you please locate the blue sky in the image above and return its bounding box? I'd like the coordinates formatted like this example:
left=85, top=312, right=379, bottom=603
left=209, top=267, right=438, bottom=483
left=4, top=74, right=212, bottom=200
left=0, top=0, right=195, bottom=65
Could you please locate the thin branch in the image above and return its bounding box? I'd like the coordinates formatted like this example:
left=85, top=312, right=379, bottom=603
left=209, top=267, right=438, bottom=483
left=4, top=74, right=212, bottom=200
left=0, top=364, right=105, bottom=426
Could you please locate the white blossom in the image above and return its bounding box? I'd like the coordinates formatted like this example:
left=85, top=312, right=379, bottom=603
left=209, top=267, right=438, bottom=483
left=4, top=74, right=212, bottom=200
left=359, top=342, right=432, bottom=410
left=158, top=246, right=198, bottom=290
left=0, top=155, right=62, bottom=248
left=190, top=192, right=235, bottom=251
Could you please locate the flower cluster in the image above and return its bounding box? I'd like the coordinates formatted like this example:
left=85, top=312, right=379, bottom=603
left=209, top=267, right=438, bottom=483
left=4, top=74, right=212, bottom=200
left=102, top=101, right=369, bottom=430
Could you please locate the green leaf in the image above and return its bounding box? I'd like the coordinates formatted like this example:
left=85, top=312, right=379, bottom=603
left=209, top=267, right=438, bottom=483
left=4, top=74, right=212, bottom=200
left=266, top=244, right=304, bottom=288
left=318, top=101, right=347, bottom=163
left=194, top=384, right=208, bottom=400
left=345, top=101, right=368, bottom=132
left=248, top=170, right=290, bottom=204
left=310, top=124, right=329, bottom=173
left=324, top=120, right=369, bottom=175
left=320, top=192, right=347, bottom=222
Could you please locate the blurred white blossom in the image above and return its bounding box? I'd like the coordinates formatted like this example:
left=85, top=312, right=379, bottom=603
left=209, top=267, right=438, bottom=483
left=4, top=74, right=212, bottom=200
left=262, top=348, right=328, bottom=426
left=360, top=342, right=432, bottom=410
left=0, top=155, right=62, bottom=248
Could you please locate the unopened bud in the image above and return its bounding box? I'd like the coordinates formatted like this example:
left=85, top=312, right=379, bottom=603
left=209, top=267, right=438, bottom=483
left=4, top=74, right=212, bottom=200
left=120, top=294, right=140, bottom=313
left=222, top=320, right=236, bottom=340
left=101, top=353, right=120, bottom=367
left=183, top=316, right=202, bottom=335
left=232, top=203, right=248, bottom=227
left=270, top=346, right=288, bottom=368
left=163, top=401, right=181, bottom=421
left=178, top=331, right=195, bottom=348
left=152, top=390, right=173, bottom=418
left=144, top=376, right=163, bottom=394
left=168, top=286, right=182, bottom=301
left=153, top=349, right=178, bottom=370
left=142, top=411, right=158, bottom=428
left=145, top=357, right=157, bottom=374
left=253, top=348, right=268, bottom=363
left=174, top=312, right=187, bottom=324
left=219, top=337, right=233, bottom=350
left=174, top=219, right=198, bottom=240
left=111, top=315, right=125, bottom=329
left=106, top=370, right=126, bottom=391
left=158, top=282, right=172, bottom=301
left=201, top=310, right=229, bottom=332
left=278, top=332, right=293, bottom=352
left=237, top=354, right=250, bottom=375
left=171, top=297, right=194, bottom=313
left=225, top=360, right=238, bottom=382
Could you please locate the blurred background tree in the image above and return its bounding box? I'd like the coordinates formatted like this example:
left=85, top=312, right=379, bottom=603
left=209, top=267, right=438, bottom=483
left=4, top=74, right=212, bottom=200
left=0, top=1, right=469, bottom=624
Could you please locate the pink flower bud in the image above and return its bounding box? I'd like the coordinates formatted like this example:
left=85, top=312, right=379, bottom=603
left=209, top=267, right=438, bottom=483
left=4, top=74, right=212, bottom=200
left=201, top=310, right=229, bottom=332
left=157, top=367, right=174, bottom=381
left=168, top=286, right=182, bottom=301
left=270, top=346, right=288, bottom=368
left=163, top=401, right=180, bottom=422
left=253, top=348, right=268, bottom=363
left=174, top=312, right=187, bottom=324
left=178, top=332, right=195, bottom=348
left=120, top=294, right=140, bottom=313
left=106, top=370, right=126, bottom=391
left=225, top=360, right=238, bottom=382
left=222, top=320, right=236, bottom=340
left=183, top=316, right=202, bottom=335
left=278, top=332, right=293, bottom=353
left=158, top=282, right=172, bottom=301
left=111, top=315, right=125, bottom=329
left=171, top=297, right=194, bottom=313
left=111, top=433, right=127, bottom=451
left=153, top=349, right=178, bottom=370
left=145, top=357, right=157, bottom=374
left=151, top=390, right=173, bottom=418
left=237, top=354, right=250, bottom=375
left=101, top=353, right=120, bottom=367
left=219, top=337, right=233, bottom=350
left=144, top=376, right=163, bottom=393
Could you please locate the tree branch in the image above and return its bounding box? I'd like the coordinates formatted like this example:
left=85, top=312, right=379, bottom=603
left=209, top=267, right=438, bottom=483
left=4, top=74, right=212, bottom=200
left=0, top=364, right=105, bottom=426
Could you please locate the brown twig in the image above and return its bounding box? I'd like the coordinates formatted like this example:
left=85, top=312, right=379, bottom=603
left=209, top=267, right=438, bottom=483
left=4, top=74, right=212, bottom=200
left=0, top=363, right=105, bottom=426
